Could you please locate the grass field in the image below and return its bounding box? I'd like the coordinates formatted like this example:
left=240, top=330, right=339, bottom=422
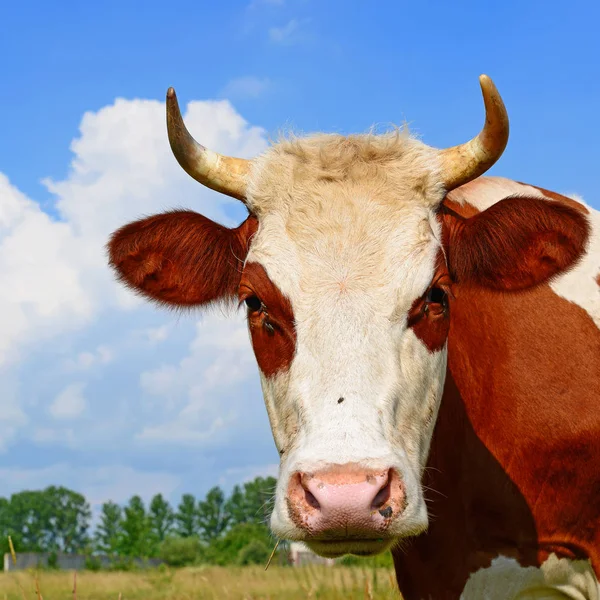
left=0, top=565, right=403, bottom=599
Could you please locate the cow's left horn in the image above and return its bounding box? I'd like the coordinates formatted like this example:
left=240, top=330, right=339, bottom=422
left=166, top=87, right=250, bottom=202
left=438, top=75, right=509, bottom=191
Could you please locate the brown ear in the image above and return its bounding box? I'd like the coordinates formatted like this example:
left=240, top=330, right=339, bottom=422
left=441, top=196, right=590, bottom=291
left=107, top=211, right=258, bottom=307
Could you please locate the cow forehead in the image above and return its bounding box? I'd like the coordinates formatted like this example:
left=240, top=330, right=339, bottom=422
left=244, top=131, right=447, bottom=307
left=246, top=130, right=445, bottom=217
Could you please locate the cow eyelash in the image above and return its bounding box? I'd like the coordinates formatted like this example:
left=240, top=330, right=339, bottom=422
left=243, top=295, right=276, bottom=336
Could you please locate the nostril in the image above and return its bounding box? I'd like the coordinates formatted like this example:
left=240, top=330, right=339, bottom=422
left=371, top=470, right=392, bottom=510
left=304, top=488, right=320, bottom=510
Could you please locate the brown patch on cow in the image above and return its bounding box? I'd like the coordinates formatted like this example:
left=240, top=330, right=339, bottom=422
left=524, top=183, right=590, bottom=215
left=596, top=272, right=600, bottom=287
left=108, top=211, right=258, bottom=307
left=239, top=262, right=296, bottom=377
left=394, top=282, right=600, bottom=598
left=440, top=196, right=590, bottom=291
left=407, top=252, right=451, bottom=353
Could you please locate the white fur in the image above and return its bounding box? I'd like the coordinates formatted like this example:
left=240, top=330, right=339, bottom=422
left=551, top=197, right=600, bottom=330
left=250, top=199, right=446, bottom=543
left=461, top=554, right=600, bottom=600
left=244, top=134, right=449, bottom=546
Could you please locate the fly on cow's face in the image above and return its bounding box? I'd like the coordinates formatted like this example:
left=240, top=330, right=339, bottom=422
left=244, top=295, right=276, bottom=335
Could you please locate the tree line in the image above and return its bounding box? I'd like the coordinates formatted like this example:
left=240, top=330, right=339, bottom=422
left=0, top=477, right=280, bottom=567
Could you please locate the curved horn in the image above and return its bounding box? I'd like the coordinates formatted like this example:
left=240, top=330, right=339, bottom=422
left=439, top=75, right=509, bottom=191
left=166, top=87, right=250, bottom=202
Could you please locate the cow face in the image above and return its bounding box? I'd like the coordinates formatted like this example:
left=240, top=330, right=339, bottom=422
left=108, top=79, right=589, bottom=557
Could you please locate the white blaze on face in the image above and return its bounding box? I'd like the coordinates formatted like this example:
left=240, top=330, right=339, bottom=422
left=242, top=132, right=451, bottom=541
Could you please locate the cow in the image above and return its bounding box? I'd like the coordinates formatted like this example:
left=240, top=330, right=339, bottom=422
left=107, top=75, right=600, bottom=599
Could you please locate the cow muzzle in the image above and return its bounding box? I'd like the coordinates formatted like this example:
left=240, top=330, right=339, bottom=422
left=285, top=464, right=406, bottom=557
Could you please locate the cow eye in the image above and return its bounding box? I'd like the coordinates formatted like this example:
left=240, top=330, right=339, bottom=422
left=244, top=295, right=263, bottom=312
left=425, top=286, right=447, bottom=305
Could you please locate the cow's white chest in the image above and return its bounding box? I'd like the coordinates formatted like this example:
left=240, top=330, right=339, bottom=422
left=461, top=554, right=600, bottom=600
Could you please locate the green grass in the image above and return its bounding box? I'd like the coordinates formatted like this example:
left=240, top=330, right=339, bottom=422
left=0, top=565, right=403, bottom=599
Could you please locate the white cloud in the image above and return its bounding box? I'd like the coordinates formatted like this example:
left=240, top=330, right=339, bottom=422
left=0, top=91, right=270, bottom=462
left=0, top=96, right=267, bottom=373
left=0, top=371, right=28, bottom=452
left=0, top=175, right=94, bottom=366
left=82, top=465, right=181, bottom=507
left=217, top=463, right=279, bottom=488
left=0, top=463, right=181, bottom=510
left=269, top=18, right=310, bottom=45
left=143, top=324, right=170, bottom=344
left=50, top=382, right=87, bottom=419
left=64, top=345, right=113, bottom=371
left=137, top=311, right=257, bottom=445
left=221, top=76, right=271, bottom=99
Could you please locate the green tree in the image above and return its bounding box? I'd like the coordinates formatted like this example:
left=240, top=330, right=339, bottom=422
left=223, top=485, right=246, bottom=526
left=0, top=497, right=12, bottom=556
left=246, top=476, right=277, bottom=524
left=5, top=487, right=92, bottom=553
left=95, top=501, right=123, bottom=555
left=224, top=477, right=277, bottom=527
left=197, top=486, right=229, bottom=542
left=205, top=522, right=273, bottom=566
left=119, top=495, right=151, bottom=557
left=159, top=536, right=204, bottom=567
left=148, top=494, right=174, bottom=543
left=175, top=494, right=198, bottom=537
left=237, top=539, right=271, bottom=565
left=44, top=486, right=91, bottom=552
left=8, top=490, right=51, bottom=551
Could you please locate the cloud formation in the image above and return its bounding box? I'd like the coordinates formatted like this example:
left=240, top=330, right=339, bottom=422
left=0, top=93, right=276, bottom=506
left=50, top=382, right=87, bottom=420
left=269, top=18, right=310, bottom=45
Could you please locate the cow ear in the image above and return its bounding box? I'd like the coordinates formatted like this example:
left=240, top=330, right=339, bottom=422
left=108, top=211, right=258, bottom=307
left=440, top=196, right=589, bottom=291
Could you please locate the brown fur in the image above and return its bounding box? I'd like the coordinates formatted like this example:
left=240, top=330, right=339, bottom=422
left=393, top=196, right=600, bottom=600
left=441, top=196, right=590, bottom=291
left=107, top=211, right=257, bottom=307
left=239, top=262, right=297, bottom=376
left=407, top=253, right=452, bottom=353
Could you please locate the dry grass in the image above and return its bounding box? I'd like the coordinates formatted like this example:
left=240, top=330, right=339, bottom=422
left=0, top=565, right=403, bottom=600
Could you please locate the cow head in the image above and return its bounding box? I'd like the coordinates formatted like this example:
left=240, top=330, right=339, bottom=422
left=107, top=76, right=589, bottom=557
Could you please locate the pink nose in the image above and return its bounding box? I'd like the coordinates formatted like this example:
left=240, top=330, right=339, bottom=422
left=287, top=465, right=405, bottom=537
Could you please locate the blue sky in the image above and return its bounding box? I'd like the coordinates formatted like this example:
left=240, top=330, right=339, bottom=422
left=0, top=0, right=598, bottom=514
